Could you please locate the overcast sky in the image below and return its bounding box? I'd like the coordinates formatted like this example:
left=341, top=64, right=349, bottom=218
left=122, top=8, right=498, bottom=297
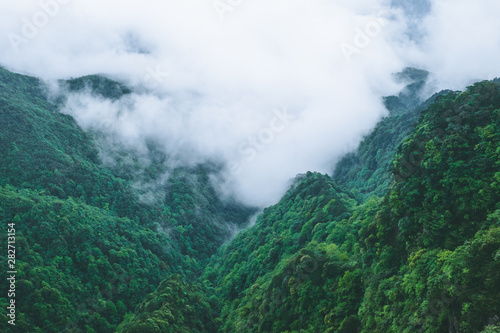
left=1, top=0, right=500, bottom=207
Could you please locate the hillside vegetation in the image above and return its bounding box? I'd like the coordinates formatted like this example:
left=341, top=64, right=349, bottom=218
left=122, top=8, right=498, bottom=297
left=199, top=80, right=500, bottom=333
left=1, top=67, right=499, bottom=332
left=0, top=67, right=253, bottom=332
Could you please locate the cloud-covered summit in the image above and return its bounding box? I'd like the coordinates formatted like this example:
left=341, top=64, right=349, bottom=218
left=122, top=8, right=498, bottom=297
left=0, top=0, right=499, bottom=206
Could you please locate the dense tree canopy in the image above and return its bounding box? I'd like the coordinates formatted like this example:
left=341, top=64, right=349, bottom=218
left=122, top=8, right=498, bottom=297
left=0, top=67, right=253, bottom=332
left=1, top=67, right=499, bottom=332
left=202, top=80, right=500, bottom=333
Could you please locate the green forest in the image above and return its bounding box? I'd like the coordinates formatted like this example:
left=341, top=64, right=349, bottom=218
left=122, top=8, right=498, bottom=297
left=0, top=66, right=499, bottom=332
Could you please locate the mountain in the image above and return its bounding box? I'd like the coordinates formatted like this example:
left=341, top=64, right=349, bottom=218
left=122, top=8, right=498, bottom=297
left=1, top=66, right=499, bottom=332
left=0, top=67, right=254, bottom=332
left=333, top=67, right=447, bottom=199
left=198, top=79, right=500, bottom=332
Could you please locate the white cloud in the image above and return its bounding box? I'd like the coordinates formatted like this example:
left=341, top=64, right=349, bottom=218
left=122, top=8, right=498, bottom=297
left=0, top=0, right=499, bottom=207
left=417, top=0, right=500, bottom=90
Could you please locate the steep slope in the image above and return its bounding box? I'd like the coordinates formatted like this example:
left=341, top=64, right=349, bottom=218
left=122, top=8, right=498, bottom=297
left=0, top=185, right=180, bottom=332
left=58, top=73, right=257, bottom=262
left=0, top=67, right=164, bottom=227
left=0, top=68, right=183, bottom=332
left=199, top=80, right=500, bottom=332
left=358, top=80, right=500, bottom=332
left=0, top=67, right=253, bottom=332
left=2, top=65, right=499, bottom=333
left=1, top=67, right=255, bottom=263
left=201, top=172, right=367, bottom=332
left=333, top=68, right=449, bottom=199
left=203, top=172, right=358, bottom=298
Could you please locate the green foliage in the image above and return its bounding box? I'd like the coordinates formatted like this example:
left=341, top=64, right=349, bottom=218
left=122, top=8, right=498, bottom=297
left=0, top=185, right=177, bottom=332
left=203, top=172, right=358, bottom=300
left=117, top=275, right=219, bottom=333
left=389, top=81, right=500, bottom=250
left=333, top=68, right=450, bottom=199
left=204, top=80, right=500, bottom=333
left=164, top=166, right=257, bottom=261
left=2, top=66, right=500, bottom=333
left=201, top=172, right=373, bottom=332
left=0, top=67, right=253, bottom=332
left=0, top=66, right=142, bottom=219
left=64, top=74, right=132, bottom=100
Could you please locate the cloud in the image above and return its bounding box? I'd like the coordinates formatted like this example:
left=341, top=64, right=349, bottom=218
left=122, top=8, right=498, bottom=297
left=0, top=0, right=499, bottom=207
left=417, top=0, right=500, bottom=91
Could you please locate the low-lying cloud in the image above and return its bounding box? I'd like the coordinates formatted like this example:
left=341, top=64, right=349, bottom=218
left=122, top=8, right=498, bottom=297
left=0, top=0, right=499, bottom=207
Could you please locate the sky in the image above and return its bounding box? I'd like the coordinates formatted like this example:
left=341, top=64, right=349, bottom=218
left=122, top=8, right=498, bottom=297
left=0, top=0, right=500, bottom=207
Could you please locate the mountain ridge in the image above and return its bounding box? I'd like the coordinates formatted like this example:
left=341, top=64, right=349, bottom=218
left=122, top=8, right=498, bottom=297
left=1, top=66, right=499, bottom=332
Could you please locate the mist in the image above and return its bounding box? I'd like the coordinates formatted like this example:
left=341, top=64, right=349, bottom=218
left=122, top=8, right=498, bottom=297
left=0, top=0, right=499, bottom=207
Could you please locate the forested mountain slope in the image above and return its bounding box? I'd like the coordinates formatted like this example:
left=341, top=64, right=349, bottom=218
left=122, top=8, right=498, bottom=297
left=333, top=68, right=448, bottom=199
left=196, top=80, right=500, bottom=332
left=0, top=67, right=253, bottom=332
left=0, top=185, right=180, bottom=332
left=1, top=66, right=499, bottom=333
